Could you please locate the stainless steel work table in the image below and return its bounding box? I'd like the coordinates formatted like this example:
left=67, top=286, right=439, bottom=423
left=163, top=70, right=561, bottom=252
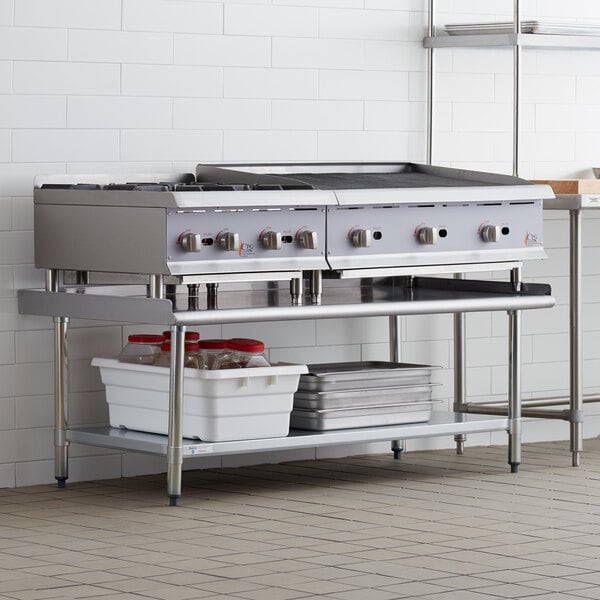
left=18, top=274, right=554, bottom=505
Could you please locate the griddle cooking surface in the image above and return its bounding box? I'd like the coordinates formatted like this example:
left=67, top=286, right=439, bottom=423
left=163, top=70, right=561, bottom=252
left=282, top=171, right=502, bottom=190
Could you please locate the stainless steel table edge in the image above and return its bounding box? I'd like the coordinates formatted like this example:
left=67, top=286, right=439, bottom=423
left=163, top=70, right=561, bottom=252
left=18, top=287, right=555, bottom=326
left=66, top=413, right=511, bottom=458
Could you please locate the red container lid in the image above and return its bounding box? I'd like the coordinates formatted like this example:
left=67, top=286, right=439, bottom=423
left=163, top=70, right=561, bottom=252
left=197, top=339, right=228, bottom=350
left=162, top=330, right=200, bottom=341
left=228, top=338, right=265, bottom=353
left=128, top=334, right=164, bottom=344
left=160, top=342, right=200, bottom=352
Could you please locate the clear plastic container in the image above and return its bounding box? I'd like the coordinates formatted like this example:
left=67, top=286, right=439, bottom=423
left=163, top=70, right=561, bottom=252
left=229, top=338, right=270, bottom=368
left=211, top=341, right=243, bottom=370
left=118, top=334, right=164, bottom=365
left=162, top=330, right=201, bottom=342
left=155, top=341, right=202, bottom=369
left=198, top=339, right=228, bottom=370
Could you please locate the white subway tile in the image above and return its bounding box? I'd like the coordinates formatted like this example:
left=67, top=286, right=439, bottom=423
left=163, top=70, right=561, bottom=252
left=66, top=161, right=174, bottom=175
left=15, top=0, right=121, bottom=29
left=0, top=27, right=66, bottom=61
left=0, top=265, right=13, bottom=297
left=435, top=73, right=494, bottom=103
left=222, top=320, right=316, bottom=348
left=68, top=97, right=173, bottom=129
left=537, top=50, right=600, bottom=76
left=122, top=64, right=223, bottom=98
left=576, top=132, right=600, bottom=163
left=69, top=391, right=109, bottom=426
left=15, top=395, right=52, bottom=429
left=0, top=397, right=14, bottom=430
left=319, top=70, right=408, bottom=101
left=277, top=0, right=362, bottom=6
left=69, top=30, right=173, bottom=65
left=14, top=459, right=54, bottom=486
left=0, top=0, right=12, bottom=25
left=574, top=105, right=600, bottom=133
left=400, top=340, right=451, bottom=369
left=0, top=231, right=33, bottom=265
left=14, top=61, right=120, bottom=95
left=66, top=454, right=123, bottom=483
left=121, top=130, right=223, bottom=162
left=0, top=197, right=11, bottom=231
left=0, top=427, right=52, bottom=462
left=0, top=95, right=66, bottom=128
left=272, top=100, right=362, bottom=130
left=365, top=41, right=424, bottom=71
left=433, top=132, right=498, bottom=163
left=361, top=342, right=391, bottom=362
left=175, top=34, right=271, bottom=67
left=0, top=129, right=9, bottom=162
left=174, top=99, right=270, bottom=130
left=273, top=38, right=364, bottom=70
left=11, top=197, right=33, bottom=231
left=0, top=331, right=14, bottom=364
left=319, top=8, right=409, bottom=41
left=317, top=131, right=409, bottom=161
left=224, top=130, right=316, bottom=161
left=0, top=163, right=65, bottom=196
left=497, top=75, right=577, bottom=104
left=0, top=463, right=15, bottom=487
left=69, top=358, right=102, bottom=394
left=535, top=104, right=578, bottom=133
left=0, top=61, right=10, bottom=93
left=12, top=130, right=119, bottom=163
left=123, top=0, right=223, bottom=34
left=270, top=344, right=361, bottom=364
left=453, top=103, right=512, bottom=133
left=225, top=4, right=318, bottom=37
left=13, top=265, right=45, bottom=290
left=452, top=47, right=512, bottom=74
left=364, top=101, right=424, bottom=132
left=365, top=0, right=421, bottom=8
left=225, top=67, right=318, bottom=99
left=315, top=317, right=388, bottom=346
left=405, top=314, right=452, bottom=342
left=14, top=362, right=52, bottom=397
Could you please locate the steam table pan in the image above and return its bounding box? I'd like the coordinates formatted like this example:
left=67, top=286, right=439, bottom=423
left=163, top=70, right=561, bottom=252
left=298, top=361, right=437, bottom=392
left=294, top=385, right=435, bottom=410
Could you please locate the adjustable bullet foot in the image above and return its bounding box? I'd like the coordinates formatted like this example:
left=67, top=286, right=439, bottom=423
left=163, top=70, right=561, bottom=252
left=510, top=463, right=520, bottom=474
left=56, top=478, right=66, bottom=489
left=393, top=449, right=402, bottom=460
left=169, top=495, right=179, bottom=507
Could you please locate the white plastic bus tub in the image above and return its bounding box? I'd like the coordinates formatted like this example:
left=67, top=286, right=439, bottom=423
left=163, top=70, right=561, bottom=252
left=92, top=358, right=308, bottom=442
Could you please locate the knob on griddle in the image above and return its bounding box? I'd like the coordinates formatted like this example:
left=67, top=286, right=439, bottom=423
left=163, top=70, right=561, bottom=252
left=350, top=229, right=372, bottom=248
left=180, top=233, right=202, bottom=253
left=261, top=230, right=282, bottom=250
left=417, top=226, right=438, bottom=245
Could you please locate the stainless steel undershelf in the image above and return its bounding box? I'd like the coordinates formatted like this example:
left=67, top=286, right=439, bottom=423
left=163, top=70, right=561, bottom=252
left=424, top=33, right=600, bottom=50
left=18, top=281, right=555, bottom=326
left=67, top=413, right=510, bottom=458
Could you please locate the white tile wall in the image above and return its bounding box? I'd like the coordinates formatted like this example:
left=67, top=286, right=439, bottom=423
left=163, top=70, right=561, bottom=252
left=1, top=0, right=600, bottom=488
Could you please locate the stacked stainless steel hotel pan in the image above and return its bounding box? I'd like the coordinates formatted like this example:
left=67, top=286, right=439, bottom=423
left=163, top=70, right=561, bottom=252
left=291, top=362, right=438, bottom=431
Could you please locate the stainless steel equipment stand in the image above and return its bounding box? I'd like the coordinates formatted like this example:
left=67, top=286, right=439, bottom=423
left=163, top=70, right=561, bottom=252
left=453, top=274, right=467, bottom=455
left=29, top=276, right=553, bottom=503
left=389, top=314, right=404, bottom=459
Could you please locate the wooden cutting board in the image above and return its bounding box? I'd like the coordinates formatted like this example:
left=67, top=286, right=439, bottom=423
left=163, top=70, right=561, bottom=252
left=532, top=179, right=600, bottom=194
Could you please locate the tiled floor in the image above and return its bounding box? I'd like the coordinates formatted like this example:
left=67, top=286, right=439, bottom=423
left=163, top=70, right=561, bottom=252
left=2, top=440, right=600, bottom=600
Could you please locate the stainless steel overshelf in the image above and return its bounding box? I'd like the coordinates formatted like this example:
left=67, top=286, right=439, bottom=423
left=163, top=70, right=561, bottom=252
left=67, top=413, right=510, bottom=458
left=424, top=33, right=600, bottom=50
left=18, top=277, right=555, bottom=326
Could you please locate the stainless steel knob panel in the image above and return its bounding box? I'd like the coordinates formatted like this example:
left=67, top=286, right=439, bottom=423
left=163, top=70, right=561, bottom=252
left=417, top=226, right=438, bottom=245
left=298, top=230, right=318, bottom=250
left=180, top=233, right=202, bottom=253
left=481, top=225, right=501, bottom=243
left=261, top=230, right=282, bottom=250
left=218, top=231, right=240, bottom=251
left=351, top=229, right=372, bottom=248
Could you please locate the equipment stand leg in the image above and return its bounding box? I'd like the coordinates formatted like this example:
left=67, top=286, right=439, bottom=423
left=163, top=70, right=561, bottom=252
left=389, top=315, right=404, bottom=459
left=167, top=325, right=186, bottom=505
left=54, top=315, right=69, bottom=488
left=508, top=267, right=522, bottom=473
left=454, top=274, right=467, bottom=454
left=570, top=210, right=583, bottom=467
